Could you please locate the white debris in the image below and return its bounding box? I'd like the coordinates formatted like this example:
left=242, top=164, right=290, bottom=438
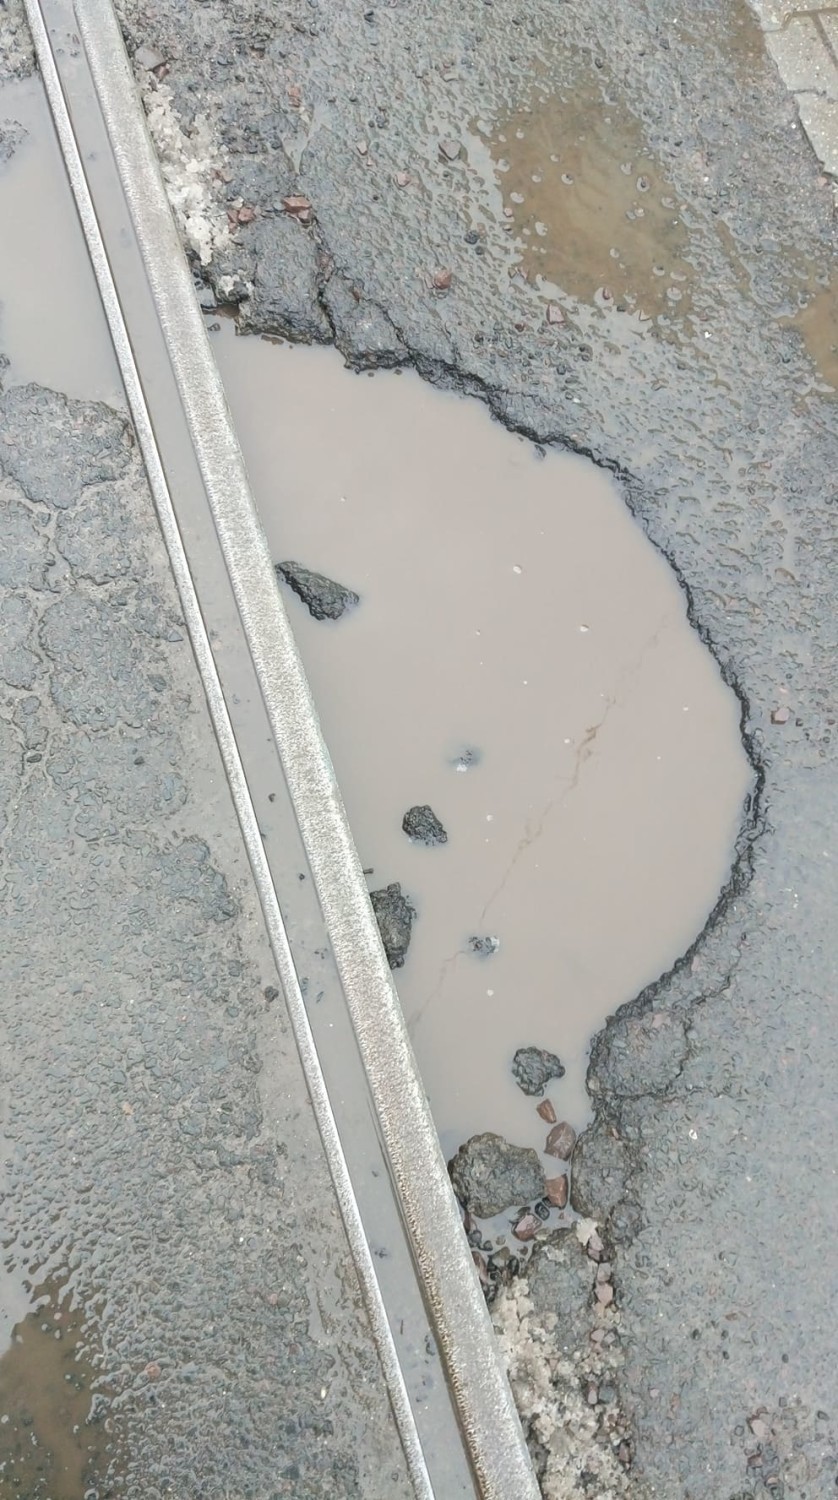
left=138, top=79, right=232, bottom=266
left=215, top=272, right=254, bottom=303
left=492, top=1275, right=639, bottom=1500
left=574, top=1216, right=599, bottom=1248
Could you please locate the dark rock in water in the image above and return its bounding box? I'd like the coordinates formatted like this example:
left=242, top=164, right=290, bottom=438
left=402, top=804, right=448, bottom=846
left=448, top=1132, right=544, bottom=1218
left=468, top=934, right=499, bottom=958
left=275, top=560, right=359, bottom=621
left=370, top=882, right=415, bottom=968
left=512, top=1212, right=541, bottom=1242
left=512, top=1046, right=566, bottom=1096
left=483, top=1245, right=522, bottom=1303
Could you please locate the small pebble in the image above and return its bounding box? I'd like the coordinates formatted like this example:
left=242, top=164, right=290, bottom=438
left=595, top=1281, right=614, bottom=1306
left=471, top=1250, right=489, bottom=1284
left=545, top=1174, right=568, bottom=1208
left=545, top=1121, right=577, bottom=1159
left=536, top=1098, right=557, bottom=1124
left=586, top=1229, right=606, bottom=1261
left=771, top=705, right=790, bottom=724
left=134, top=44, right=166, bottom=69
left=512, top=1213, right=541, bottom=1242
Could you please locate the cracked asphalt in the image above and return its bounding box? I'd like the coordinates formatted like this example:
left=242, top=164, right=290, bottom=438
left=3, top=0, right=838, bottom=1494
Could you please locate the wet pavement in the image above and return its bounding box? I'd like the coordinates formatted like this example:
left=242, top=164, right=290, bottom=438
left=83, top=0, right=838, bottom=1491
left=0, top=59, right=416, bottom=1500
left=3, top=0, right=838, bottom=1490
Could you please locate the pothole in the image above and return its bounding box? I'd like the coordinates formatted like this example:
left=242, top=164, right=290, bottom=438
left=210, top=320, right=753, bottom=1172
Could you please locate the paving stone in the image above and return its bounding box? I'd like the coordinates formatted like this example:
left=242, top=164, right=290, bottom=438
left=766, top=16, right=838, bottom=97
left=794, top=91, right=838, bottom=170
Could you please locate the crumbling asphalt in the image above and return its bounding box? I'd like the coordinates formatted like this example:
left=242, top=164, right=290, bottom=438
left=4, top=0, right=838, bottom=1493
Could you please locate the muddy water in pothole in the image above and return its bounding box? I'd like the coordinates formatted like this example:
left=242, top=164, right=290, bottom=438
left=0, top=77, right=122, bottom=404
left=211, top=321, right=752, bottom=1160
left=0, top=1274, right=112, bottom=1498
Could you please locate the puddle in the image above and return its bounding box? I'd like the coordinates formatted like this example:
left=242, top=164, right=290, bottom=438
left=0, top=76, right=122, bottom=404
left=783, top=280, right=838, bottom=391
left=0, top=1275, right=112, bottom=1498
left=469, top=68, right=694, bottom=327
left=211, top=321, right=752, bottom=1160
left=464, top=38, right=838, bottom=388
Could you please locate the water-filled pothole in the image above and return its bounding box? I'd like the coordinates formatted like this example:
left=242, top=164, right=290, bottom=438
left=211, top=320, right=752, bottom=1165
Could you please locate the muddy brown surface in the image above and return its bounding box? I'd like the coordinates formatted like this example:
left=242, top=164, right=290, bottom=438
left=464, top=39, right=838, bottom=386
left=0, top=78, right=123, bottom=405
left=0, top=1277, right=114, bottom=1498
left=470, top=71, right=694, bottom=330
left=211, top=321, right=751, bottom=1158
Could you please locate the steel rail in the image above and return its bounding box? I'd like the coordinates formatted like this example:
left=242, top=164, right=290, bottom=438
left=21, top=2, right=542, bottom=1494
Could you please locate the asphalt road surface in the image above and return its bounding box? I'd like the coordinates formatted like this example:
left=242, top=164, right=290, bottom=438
left=2, top=0, right=837, bottom=1495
